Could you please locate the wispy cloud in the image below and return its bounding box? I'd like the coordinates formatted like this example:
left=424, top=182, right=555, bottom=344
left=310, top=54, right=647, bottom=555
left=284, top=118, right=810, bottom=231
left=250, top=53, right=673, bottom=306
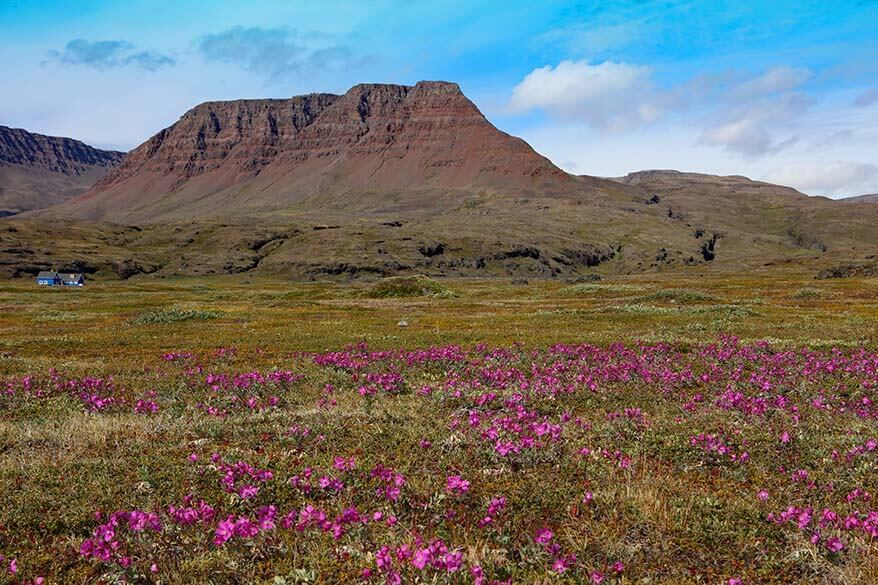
left=535, top=21, right=643, bottom=55
left=854, top=88, right=878, bottom=107
left=728, top=66, right=813, bottom=100
left=47, top=39, right=175, bottom=71
left=699, top=93, right=812, bottom=158
left=196, top=26, right=366, bottom=81
left=766, top=161, right=878, bottom=197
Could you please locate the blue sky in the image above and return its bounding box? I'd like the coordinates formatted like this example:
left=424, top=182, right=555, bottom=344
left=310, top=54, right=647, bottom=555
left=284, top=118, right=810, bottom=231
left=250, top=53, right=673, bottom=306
left=2, top=0, right=877, bottom=196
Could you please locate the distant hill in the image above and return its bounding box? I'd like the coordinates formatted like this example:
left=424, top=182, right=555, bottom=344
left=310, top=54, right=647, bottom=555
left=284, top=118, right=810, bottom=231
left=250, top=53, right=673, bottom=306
left=842, top=193, right=878, bottom=203
left=0, top=126, right=124, bottom=216
left=8, top=83, right=878, bottom=280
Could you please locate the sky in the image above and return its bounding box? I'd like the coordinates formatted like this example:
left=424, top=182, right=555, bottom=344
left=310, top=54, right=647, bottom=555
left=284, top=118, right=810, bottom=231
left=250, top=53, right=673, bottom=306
left=1, top=0, right=877, bottom=197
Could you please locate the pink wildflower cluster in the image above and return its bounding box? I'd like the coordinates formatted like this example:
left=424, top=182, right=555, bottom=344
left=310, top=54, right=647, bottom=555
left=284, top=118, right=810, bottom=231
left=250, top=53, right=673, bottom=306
left=768, top=505, right=878, bottom=553
left=79, top=509, right=161, bottom=570
left=371, top=463, right=406, bottom=502
left=211, top=455, right=274, bottom=499
left=690, top=432, right=750, bottom=464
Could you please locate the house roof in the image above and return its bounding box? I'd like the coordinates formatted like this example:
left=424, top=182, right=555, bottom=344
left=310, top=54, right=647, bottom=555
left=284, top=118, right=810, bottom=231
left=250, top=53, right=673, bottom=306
left=35, top=271, right=85, bottom=280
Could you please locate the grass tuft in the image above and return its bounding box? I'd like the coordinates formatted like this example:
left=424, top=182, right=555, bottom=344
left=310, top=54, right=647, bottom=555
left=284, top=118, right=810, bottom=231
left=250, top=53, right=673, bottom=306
left=363, top=275, right=455, bottom=298
left=637, top=288, right=718, bottom=303
left=556, top=283, right=644, bottom=296
left=132, top=307, right=221, bottom=324
left=791, top=287, right=823, bottom=300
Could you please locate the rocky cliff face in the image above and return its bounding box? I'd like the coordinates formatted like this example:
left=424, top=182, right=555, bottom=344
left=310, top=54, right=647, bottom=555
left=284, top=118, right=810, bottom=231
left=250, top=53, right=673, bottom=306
left=94, top=93, right=339, bottom=192
left=0, top=126, right=124, bottom=215
left=0, top=126, right=123, bottom=174
left=57, top=81, right=573, bottom=222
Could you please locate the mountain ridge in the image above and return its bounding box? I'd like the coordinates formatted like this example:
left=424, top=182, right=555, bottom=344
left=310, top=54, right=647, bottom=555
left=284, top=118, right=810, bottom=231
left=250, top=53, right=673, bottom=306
left=0, top=125, right=124, bottom=216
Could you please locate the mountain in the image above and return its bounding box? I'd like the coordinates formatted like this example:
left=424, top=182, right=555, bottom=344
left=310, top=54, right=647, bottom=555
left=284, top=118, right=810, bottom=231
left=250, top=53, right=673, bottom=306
left=47, top=81, right=573, bottom=223
left=7, top=84, right=878, bottom=280
left=843, top=193, right=878, bottom=203
left=0, top=126, right=124, bottom=216
left=609, top=169, right=878, bottom=256
left=614, top=169, right=809, bottom=200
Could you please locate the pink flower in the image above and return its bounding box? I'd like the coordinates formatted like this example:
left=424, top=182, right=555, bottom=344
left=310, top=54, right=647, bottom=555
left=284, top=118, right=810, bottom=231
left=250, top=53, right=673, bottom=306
left=238, top=484, right=259, bottom=499
left=333, top=456, right=356, bottom=471
left=214, top=517, right=236, bottom=546
left=590, top=571, right=604, bottom=584
left=825, top=536, right=844, bottom=553
left=442, top=550, right=464, bottom=573
left=534, top=527, right=553, bottom=545
left=412, top=548, right=431, bottom=570
left=729, top=579, right=743, bottom=585
left=757, top=490, right=769, bottom=501
left=446, top=475, right=471, bottom=495
left=552, top=554, right=576, bottom=573
left=8, top=559, right=17, bottom=574
left=375, top=546, right=395, bottom=573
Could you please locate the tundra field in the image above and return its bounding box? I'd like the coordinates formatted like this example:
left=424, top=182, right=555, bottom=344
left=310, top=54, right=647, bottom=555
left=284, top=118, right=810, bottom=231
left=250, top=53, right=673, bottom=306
left=1, top=273, right=877, bottom=584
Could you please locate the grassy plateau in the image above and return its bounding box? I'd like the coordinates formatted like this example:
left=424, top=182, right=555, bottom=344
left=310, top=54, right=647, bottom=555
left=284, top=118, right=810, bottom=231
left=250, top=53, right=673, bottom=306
left=0, top=272, right=876, bottom=584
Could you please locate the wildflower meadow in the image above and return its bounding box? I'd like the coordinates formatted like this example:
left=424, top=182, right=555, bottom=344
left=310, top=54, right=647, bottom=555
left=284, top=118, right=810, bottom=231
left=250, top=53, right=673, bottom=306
left=0, top=275, right=876, bottom=583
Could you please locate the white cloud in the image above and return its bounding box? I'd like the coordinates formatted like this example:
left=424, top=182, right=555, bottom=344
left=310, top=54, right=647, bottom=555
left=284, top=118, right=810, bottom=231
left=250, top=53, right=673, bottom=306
left=765, top=161, right=878, bottom=197
left=508, top=61, right=817, bottom=150
left=536, top=22, right=643, bottom=55
left=506, top=72, right=877, bottom=198
left=507, top=60, right=657, bottom=131
left=699, top=93, right=812, bottom=157
left=729, top=66, right=812, bottom=100
left=854, top=88, right=878, bottom=107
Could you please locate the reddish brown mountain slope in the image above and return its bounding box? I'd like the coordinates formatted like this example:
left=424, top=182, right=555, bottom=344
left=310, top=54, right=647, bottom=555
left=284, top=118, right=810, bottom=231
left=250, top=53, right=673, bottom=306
left=57, top=81, right=573, bottom=223
left=0, top=126, right=123, bottom=216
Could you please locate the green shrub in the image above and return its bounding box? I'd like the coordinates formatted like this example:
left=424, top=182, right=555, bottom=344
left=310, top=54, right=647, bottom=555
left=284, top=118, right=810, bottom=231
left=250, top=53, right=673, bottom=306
left=557, top=283, right=644, bottom=296
left=638, top=288, right=718, bottom=303
left=791, top=287, right=822, bottom=300
left=132, top=307, right=220, bottom=324
left=364, top=275, right=454, bottom=298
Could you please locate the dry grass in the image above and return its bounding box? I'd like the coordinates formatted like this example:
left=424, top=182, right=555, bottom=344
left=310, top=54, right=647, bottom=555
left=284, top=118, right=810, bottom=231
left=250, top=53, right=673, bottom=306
left=0, top=271, right=876, bottom=583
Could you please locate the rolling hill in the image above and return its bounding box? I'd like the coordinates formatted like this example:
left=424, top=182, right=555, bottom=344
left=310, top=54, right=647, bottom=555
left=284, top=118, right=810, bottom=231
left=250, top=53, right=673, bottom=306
left=843, top=193, right=878, bottom=203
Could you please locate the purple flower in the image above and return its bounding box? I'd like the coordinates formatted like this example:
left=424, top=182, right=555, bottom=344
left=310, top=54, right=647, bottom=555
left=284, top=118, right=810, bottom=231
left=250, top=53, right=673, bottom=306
left=446, top=475, right=471, bottom=495
left=534, top=527, right=554, bottom=545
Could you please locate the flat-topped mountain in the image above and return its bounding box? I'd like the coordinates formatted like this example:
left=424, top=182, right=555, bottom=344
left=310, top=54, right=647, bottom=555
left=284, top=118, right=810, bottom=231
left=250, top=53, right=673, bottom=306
left=0, top=126, right=124, bottom=216
left=52, top=81, right=573, bottom=223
